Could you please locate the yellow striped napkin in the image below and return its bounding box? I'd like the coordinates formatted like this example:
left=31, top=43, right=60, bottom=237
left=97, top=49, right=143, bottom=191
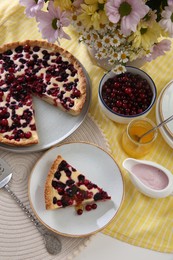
left=1, top=1, right=173, bottom=253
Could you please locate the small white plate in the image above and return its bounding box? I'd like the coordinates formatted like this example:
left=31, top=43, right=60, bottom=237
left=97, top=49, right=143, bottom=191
left=159, top=80, right=173, bottom=137
left=156, top=88, right=173, bottom=149
left=28, top=142, right=124, bottom=237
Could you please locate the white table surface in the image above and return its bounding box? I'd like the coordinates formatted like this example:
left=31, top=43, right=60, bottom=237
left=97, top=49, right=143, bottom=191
left=74, top=233, right=173, bottom=260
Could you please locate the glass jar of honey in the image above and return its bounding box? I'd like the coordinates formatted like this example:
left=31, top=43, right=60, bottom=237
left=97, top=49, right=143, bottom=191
left=122, top=118, right=158, bottom=158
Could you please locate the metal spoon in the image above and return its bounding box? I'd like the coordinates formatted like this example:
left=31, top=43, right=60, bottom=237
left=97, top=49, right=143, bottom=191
left=0, top=158, right=62, bottom=255
left=138, top=114, right=173, bottom=142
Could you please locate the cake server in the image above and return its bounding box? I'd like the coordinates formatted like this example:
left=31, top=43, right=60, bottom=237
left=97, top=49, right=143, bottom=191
left=0, top=158, right=62, bottom=255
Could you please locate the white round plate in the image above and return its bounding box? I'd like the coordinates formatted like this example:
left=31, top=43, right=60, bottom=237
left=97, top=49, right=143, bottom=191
left=28, top=142, right=124, bottom=237
left=156, top=87, right=173, bottom=149
left=159, top=80, right=173, bottom=137
left=0, top=66, right=91, bottom=153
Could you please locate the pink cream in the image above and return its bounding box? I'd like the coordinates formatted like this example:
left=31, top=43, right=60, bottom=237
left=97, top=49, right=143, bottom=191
left=131, top=164, right=169, bottom=190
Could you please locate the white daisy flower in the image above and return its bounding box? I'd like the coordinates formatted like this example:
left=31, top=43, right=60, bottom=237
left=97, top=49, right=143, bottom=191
left=98, top=47, right=109, bottom=58
left=102, top=35, right=111, bottom=46
left=119, top=51, right=129, bottom=63
left=107, top=22, right=116, bottom=31
left=110, top=35, right=121, bottom=47
left=94, top=40, right=104, bottom=50
left=84, top=33, right=93, bottom=44
left=91, top=31, right=99, bottom=41
left=108, top=58, right=116, bottom=66
left=112, top=65, right=126, bottom=75
left=95, top=52, right=104, bottom=59
left=111, top=51, right=120, bottom=61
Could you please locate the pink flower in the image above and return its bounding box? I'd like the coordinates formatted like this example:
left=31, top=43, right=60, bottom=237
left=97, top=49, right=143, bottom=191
left=159, top=0, right=173, bottom=37
left=36, top=1, right=71, bottom=44
left=105, top=0, right=149, bottom=36
left=146, top=39, right=172, bottom=62
left=19, top=0, right=44, bottom=18
left=168, top=0, right=173, bottom=5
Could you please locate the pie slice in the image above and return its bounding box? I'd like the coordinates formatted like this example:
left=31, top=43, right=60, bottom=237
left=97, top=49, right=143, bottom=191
left=0, top=40, right=87, bottom=146
left=0, top=84, right=39, bottom=146
left=45, top=155, right=111, bottom=211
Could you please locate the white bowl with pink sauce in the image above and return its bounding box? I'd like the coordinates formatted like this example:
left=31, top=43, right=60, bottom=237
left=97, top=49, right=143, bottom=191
left=123, top=158, right=173, bottom=199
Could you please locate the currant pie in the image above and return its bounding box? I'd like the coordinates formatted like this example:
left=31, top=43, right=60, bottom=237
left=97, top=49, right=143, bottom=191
left=45, top=155, right=111, bottom=211
left=0, top=40, right=87, bottom=146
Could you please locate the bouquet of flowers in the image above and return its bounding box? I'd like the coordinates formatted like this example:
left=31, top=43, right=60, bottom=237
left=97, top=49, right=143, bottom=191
left=19, top=0, right=173, bottom=74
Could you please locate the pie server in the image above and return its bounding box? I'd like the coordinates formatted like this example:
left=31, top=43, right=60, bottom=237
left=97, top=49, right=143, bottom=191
left=0, top=158, right=61, bottom=255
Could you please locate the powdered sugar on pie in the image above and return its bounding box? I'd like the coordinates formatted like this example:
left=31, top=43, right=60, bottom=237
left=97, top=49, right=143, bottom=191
left=0, top=40, right=87, bottom=146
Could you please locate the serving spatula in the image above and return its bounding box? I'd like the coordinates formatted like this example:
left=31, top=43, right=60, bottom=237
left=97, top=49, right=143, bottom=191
left=0, top=158, right=62, bottom=255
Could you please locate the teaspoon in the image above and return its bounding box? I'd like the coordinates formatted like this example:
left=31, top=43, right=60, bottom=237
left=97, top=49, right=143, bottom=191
left=138, top=114, right=173, bottom=142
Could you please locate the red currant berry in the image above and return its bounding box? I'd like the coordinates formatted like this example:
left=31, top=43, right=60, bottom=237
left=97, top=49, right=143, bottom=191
left=77, top=209, right=83, bottom=215
left=91, top=203, right=97, bottom=210
left=85, top=204, right=92, bottom=211
left=24, top=131, right=32, bottom=139
left=125, top=87, right=132, bottom=94
left=57, top=200, right=62, bottom=207
left=1, top=119, right=8, bottom=126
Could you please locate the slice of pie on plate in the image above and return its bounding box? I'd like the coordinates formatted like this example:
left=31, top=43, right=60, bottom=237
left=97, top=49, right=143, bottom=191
left=45, top=155, right=111, bottom=212
left=0, top=40, right=87, bottom=146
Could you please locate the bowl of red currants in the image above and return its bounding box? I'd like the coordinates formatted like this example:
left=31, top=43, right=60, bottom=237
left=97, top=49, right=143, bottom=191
left=98, top=66, right=157, bottom=124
